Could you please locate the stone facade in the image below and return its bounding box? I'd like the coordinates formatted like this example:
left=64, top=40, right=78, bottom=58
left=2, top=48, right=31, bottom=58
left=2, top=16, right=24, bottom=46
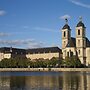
left=26, top=47, right=62, bottom=60
left=61, top=18, right=90, bottom=66
left=0, top=47, right=26, bottom=61
left=0, top=47, right=62, bottom=61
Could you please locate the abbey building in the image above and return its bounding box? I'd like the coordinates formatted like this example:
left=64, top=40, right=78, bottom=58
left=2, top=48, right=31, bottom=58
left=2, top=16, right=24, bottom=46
left=61, top=18, right=90, bottom=66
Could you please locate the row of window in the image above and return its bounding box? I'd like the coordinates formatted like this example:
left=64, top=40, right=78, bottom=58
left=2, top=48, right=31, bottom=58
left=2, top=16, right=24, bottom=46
left=63, top=29, right=82, bottom=38
left=78, top=39, right=85, bottom=47
left=29, top=51, right=56, bottom=54
left=64, top=50, right=81, bottom=57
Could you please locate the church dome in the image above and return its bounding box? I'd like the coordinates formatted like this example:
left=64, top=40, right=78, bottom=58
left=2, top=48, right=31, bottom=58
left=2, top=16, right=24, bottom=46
left=76, top=21, right=85, bottom=28
left=62, top=24, right=70, bottom=30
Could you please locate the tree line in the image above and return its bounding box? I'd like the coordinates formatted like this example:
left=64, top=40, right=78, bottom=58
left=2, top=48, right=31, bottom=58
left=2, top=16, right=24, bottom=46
left=0, top=56, right=84, bottom=68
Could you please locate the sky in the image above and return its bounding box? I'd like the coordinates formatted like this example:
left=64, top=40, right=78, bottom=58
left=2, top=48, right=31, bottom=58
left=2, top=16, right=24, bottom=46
left=0, top=0, right=90, bottom=49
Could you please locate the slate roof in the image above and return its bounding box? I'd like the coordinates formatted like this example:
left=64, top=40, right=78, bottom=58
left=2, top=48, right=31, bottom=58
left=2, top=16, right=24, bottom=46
left=66, top=37, right=76, bottom=47
left=26, top=47, right=62, bottom=54
left=0, top=47, right=62, bottom=54
left=0, top=47, right=26, bottom=54
left=76, top=21, right=85, bottom=28
left=86, top=37, right=90, bottom=47
left=66, top=37, right=90, bottom=48
left=62, top=24, right=71, bottom=30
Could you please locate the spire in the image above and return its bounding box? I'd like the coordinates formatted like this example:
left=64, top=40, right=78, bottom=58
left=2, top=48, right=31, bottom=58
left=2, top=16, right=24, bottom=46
left=79, top=16, right=82, bottom=22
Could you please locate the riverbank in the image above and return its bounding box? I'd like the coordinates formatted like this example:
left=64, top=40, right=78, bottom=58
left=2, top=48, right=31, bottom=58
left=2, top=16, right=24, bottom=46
left=0, top=68, right=90, bottom=72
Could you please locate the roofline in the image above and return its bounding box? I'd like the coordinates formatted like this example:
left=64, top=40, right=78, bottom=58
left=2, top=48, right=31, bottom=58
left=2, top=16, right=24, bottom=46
left=26, top=46, right=61, bottom=50
left=0, top=47, right=25, bottom=50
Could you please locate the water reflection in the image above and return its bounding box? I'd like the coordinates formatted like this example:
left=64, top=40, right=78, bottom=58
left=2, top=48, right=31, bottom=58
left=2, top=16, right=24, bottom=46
left=0, top=72, right=90, bottom=90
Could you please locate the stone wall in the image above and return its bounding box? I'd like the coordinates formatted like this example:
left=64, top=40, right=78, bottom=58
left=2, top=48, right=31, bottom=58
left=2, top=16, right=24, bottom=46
left=0, top=68, right=90, bottom=72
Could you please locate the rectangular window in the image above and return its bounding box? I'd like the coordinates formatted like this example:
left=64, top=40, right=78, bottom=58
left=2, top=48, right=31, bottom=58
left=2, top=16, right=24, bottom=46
left=78, top=40, right=80, bottom=46
left=64, top=41, right=66, bottom=46
left=78, top=29, right=80, bottom=35
left=78, top=50, right=80, bottom=55
left=64, top=31, right=66, bottom=37
left=67, top=52, right=69, bottom=57
left=70, top=52, right=73, bottom=57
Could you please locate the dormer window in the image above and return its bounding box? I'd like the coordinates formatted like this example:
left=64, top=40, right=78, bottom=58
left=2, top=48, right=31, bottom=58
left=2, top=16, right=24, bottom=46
left=78, top=29, right=80, bottom=35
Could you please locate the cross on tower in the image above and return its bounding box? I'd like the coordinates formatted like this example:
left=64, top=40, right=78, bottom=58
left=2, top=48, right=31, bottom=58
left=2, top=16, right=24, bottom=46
left=65, top=18, right=68, bottom=24
left=79, top=16, right=82, bottom=22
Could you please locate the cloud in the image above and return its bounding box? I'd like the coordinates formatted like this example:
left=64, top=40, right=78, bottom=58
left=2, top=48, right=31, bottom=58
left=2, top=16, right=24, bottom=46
left=0, top=10, right=6, bottom=16
left=69, top=0, right=90, bottom=8
left=33, top=27, right=59, bottom=33
left=0, top=39, right=45, bottom=48
left=60, top=15, right=71, bottom=20
left=23, top=26, right=29, bottom=29
left=0, top=32, right=10, bottom=37
left=27, top=41, right=44, bottom=48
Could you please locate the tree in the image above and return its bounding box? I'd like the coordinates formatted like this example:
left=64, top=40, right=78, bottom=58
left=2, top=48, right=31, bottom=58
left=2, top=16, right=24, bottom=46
left=61, top=56, right=82, bottom=68
left=0, top=57, right=30, bottom=68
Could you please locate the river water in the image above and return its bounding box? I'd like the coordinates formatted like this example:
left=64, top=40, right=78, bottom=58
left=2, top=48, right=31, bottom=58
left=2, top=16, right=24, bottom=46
left=0, top=71, right=90, bottom=90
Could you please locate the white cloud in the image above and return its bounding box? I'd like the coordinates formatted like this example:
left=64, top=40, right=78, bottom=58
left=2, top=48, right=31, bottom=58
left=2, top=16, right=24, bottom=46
left=0, top=32, right=10, bottom=37
left=33, top=27, right=59, bottom=33
left=27, top=41, right=44, bottom=48
left=60, top=15, right=71, bottom=20
left=0, top=39, right=45, bottom=48
left=0, top=10, right=6, bottom=16
left=69, top=0, right=90, bottom=8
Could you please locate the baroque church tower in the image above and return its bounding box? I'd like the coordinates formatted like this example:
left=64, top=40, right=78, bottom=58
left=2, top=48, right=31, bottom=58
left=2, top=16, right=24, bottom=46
left=76, top=17, right=86, bottom=64
left=61, top=19, right=71, bottom=59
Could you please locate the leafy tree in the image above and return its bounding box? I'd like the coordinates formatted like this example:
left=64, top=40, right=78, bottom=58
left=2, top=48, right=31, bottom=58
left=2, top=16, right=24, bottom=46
left=61, top=56, right=82, bottom=68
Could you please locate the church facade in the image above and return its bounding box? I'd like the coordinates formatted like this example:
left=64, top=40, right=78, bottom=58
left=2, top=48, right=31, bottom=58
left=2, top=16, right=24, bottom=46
left=61, top=18, right=90, bottom=66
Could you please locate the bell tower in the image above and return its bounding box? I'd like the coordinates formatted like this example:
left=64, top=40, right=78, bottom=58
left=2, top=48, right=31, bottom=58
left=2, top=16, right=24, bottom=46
left=61, top=18, right=71, bottom=59
left=76, top=17, right=86, bottom=64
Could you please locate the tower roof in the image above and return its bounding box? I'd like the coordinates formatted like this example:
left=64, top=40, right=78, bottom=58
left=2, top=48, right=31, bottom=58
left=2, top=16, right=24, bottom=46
left=76, top=17, right=85, bottom=28
left=62, top=24, right=70, bottom=29
left=76, top=21, right=85, bottom=28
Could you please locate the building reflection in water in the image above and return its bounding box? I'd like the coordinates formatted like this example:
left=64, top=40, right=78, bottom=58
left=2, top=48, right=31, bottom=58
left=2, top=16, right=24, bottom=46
left=10, top=76, right=26, bottom=90
left=0, top=72, right=90, bottom=90
left=25, top=76, right=60, bottom=90
left=62, top=72, right=90, bottom=90
left=0, top=76, right=10, bottom=90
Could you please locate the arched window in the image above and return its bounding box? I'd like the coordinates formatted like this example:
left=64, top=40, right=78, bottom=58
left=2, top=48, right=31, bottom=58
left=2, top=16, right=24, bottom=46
left=64, top=31, right=66, bottom=37
left=78, top=40, right=80, bottom=46
left=70, top=52, right=73, bottom=57
left=78, top=50, right=80, bottom=55
left=78, top=29, right=80, bottom=35
left=67, top=52, right=69, bottom=57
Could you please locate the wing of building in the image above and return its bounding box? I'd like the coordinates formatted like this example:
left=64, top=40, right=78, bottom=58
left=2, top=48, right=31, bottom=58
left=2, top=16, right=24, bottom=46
left=0, top=47, right=62, bottom=61
left=26, top=47, right=62, bottom=60
left=0, top=47, right=26, bottom=61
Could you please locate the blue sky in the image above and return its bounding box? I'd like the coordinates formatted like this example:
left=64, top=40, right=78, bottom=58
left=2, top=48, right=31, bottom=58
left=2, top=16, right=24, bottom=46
left=0, top=0, right=90, bottom=49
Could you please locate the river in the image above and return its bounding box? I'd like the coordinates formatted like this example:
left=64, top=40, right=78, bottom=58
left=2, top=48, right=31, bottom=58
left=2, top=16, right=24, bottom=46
left=0, top=71, right=90, bottom=90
